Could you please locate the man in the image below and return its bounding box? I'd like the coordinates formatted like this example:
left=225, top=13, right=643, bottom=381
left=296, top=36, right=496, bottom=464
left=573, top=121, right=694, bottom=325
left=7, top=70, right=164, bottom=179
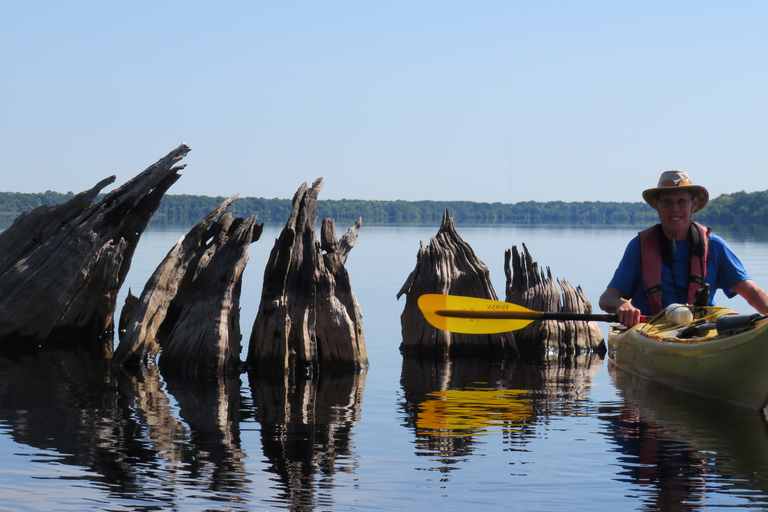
left=599, top=170, right=768, bottom=327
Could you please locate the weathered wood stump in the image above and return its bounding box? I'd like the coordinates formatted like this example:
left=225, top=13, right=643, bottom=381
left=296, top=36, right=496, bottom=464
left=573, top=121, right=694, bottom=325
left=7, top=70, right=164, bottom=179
left=247, top=178, right=367, bottom=377
left=397, top=210, right=517, bottom=360
left=112, top=194, right=262, bottom=377
left=0, top=144, right=189, bottom=352
left=505, top=244, right=604, bottom=358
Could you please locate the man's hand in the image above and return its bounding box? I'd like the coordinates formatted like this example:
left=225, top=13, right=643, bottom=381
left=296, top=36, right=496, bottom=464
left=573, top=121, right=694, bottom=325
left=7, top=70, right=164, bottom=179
left=599, top=286, right=643, bottom=327
left=615, top=301, right=643, bottom=327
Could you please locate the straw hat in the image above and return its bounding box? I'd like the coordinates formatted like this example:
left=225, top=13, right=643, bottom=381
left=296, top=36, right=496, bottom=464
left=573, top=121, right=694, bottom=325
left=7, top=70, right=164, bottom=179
left=642, top=170, right=709, bottom=212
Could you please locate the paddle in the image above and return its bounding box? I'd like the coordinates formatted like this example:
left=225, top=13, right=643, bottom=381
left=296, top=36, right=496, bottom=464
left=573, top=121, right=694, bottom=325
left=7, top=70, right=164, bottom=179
left=418, top=294, right=645, bottom=334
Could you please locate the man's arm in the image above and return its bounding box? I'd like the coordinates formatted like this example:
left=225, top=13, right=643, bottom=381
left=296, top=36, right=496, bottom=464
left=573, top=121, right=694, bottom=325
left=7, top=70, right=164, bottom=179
left=599, top=286, right=643, bottom=327
left=731, top=279, right=768, bottom=315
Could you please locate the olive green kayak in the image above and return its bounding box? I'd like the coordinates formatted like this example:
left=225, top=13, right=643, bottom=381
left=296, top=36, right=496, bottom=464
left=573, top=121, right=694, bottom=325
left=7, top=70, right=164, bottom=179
left=608, top=305, right=768, bottom=411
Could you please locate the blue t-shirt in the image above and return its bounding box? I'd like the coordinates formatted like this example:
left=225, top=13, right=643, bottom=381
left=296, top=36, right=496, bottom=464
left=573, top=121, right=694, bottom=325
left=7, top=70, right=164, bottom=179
left=607, top=232, right=750, bottom=314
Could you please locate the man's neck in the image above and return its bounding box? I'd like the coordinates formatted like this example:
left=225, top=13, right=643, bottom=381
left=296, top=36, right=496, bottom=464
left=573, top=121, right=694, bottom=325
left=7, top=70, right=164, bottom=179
left=661, top=222, right=692, bottom=241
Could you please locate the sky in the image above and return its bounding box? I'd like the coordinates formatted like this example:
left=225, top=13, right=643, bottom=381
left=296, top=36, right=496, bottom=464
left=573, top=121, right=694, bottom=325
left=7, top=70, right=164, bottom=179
left=1, top=1, right=767, bottom=203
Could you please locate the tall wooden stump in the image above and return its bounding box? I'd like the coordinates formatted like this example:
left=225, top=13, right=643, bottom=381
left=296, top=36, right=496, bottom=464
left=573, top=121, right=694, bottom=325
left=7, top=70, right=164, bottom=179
left=247, top=178, right=367, bottom=377
left=0, top=144, right=189, bottom=352
left=112, top=195, right=262, bottom=377
left=505, top=244, right=604, bottom=358
left=397, top=210, right=517, bottom=360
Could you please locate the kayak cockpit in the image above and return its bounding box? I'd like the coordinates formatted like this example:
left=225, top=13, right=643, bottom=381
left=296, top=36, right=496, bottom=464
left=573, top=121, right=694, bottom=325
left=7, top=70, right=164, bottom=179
left=614, top=305, right=767, bottom=343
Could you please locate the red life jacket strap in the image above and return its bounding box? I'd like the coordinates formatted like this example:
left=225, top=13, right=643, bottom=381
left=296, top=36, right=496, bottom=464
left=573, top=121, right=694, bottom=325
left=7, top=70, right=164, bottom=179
left=639, top=222, right=710, bottom=315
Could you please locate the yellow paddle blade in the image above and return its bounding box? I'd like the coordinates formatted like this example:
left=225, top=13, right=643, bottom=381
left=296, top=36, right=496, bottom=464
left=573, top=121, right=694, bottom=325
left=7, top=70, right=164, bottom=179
left=417, top=294, right=542, bottom=334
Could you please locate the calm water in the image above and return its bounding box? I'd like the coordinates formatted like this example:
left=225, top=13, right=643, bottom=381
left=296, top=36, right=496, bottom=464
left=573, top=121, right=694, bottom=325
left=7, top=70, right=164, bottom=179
left=2, top=222, right=768, bottom=511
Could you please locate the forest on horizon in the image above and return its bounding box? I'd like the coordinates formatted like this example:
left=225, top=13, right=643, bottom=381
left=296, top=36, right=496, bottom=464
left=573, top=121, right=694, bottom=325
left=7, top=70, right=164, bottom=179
left=1, top=188, right=767, bottom=227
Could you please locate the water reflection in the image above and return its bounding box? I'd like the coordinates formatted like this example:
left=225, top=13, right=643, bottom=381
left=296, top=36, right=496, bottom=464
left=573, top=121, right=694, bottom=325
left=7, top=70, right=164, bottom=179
left=0, top=342, right=367, bottom=510
left=605, top=362, right=768, bottom=510
left=416, top=387, right=532, bottom=435
left=162, top=374, right=248, bottom=495
left=0, top=346, right=123, bottom=474
left=248, top=370, right=365, bottom=510
left=0, top=346, right=251, bottom=506
left=399, top=355, right=604, bottom=464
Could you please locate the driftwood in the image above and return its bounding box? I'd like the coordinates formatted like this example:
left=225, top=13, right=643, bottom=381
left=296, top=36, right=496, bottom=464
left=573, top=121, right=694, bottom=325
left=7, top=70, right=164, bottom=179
left=247, top=178, right=367, bottom=377
left=112, top=195, right=262, bottom=377
left=397, top=210, right=517, bottom=360
left=505, top=244, right=604, bottom=357
left=0, top=144, right=189, bottom=352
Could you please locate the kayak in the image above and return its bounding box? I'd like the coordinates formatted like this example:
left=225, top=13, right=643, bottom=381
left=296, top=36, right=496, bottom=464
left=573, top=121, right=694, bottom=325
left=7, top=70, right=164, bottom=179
left=607, top=305, right=768, bottom=411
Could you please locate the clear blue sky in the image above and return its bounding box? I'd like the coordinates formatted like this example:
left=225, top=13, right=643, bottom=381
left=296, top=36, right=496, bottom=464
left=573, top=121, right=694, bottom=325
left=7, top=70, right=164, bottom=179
left=2, top=1, right=766, bottom=203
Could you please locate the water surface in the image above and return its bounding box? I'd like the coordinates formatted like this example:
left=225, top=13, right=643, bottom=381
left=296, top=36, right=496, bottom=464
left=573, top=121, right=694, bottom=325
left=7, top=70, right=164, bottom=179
left=1, top=222, right=768, bottom=511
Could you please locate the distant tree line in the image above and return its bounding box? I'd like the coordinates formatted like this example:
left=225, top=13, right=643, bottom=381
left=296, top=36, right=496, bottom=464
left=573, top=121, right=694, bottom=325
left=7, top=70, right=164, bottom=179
left=1, top=189, right=767, bottom=226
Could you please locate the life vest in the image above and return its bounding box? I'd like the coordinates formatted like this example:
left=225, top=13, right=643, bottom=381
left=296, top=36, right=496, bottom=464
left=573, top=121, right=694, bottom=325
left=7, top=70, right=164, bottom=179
left=639, top=222, right=710, bottom=315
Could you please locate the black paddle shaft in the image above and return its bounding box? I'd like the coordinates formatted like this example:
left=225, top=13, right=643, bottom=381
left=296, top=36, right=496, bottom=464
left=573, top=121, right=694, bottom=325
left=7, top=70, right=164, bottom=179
left=436, top=310, right=621, bottom=322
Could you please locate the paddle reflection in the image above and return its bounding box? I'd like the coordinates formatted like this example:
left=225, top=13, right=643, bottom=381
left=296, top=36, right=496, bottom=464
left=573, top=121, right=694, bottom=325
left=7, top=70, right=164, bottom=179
left=248, top=370, right=366, bottom=510
left=416, top=387, right=531, bottom=436
left=605, top=361, right=768, bottom=510
left=400, top=354, right=603, bottom=464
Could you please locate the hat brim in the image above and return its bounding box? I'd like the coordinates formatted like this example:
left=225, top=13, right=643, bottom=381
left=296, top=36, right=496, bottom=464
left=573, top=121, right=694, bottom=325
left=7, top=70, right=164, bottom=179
left=642, top=185, right=709, bottom=213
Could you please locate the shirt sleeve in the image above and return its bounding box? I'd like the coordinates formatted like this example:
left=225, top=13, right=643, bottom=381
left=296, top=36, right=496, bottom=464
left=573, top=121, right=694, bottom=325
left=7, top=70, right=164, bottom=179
left=709, top=233, right=751, bottom=298
left=607, top=236, right=642, bottom=299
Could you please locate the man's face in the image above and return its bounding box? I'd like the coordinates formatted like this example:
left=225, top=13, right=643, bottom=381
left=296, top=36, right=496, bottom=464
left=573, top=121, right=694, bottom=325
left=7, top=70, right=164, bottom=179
left=656, top=190, right=697, bottom=234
